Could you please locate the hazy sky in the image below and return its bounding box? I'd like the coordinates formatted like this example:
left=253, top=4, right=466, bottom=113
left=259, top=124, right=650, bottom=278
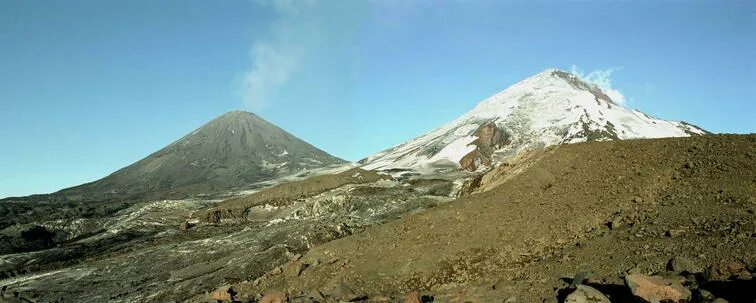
left=1, top=0, right=754, bottom=198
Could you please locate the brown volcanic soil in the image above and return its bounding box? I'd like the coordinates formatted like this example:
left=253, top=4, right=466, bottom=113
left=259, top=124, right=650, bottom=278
left=220, top=134, right=755, bottom=302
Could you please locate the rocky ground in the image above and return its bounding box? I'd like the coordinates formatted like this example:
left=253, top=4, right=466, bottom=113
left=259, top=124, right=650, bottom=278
left=1, top=135, right=754, bottom=303
left=196, top=134, right=755, bottom=303
left=0, top=169, right=455, bottom=303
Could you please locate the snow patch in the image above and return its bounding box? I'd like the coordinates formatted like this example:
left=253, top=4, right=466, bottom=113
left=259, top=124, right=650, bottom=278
left=428, top=135, right=478, bottom=165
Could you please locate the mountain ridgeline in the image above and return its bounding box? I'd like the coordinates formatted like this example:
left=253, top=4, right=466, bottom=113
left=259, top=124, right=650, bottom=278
left=19, top=111, right=345, bottom=203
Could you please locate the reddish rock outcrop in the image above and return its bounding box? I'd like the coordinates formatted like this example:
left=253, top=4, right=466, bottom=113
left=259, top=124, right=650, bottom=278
left=459, top=122, right=510, bottom=171
left=625, top=274, right=691, bottom=303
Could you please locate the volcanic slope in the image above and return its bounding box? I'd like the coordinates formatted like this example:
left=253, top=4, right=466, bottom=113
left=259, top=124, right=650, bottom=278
left=18, top=111, right=346, bottom=203
left=361, top=69, right=707, bottom=173
left=230, top=134, right=755, bottom=303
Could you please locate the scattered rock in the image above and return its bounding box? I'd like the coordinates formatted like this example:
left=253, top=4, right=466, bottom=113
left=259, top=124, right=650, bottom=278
left=307, top=289, right=325, bottom=301
left=665, top=229, right=685, bottom=238
left=564, top=285, right=610, bottom=303
left=542, top=297, right=558, bottom=303
left=179, top=221, right=192, bottom=231
left=625, top=274, right=691, bottom=303
left=259, top=291, right=288, bottom=303
left=337, top=259, right=350, bottom=267
left=504, top=297, right=518, bottom=303
left=608, top=216, right=623, bottom=230
left=667, top=257, right=700, bottom=274
left=698, top=289, right=714, bottom=300
left=292, top=253, right=302, bottom=262
left=328, top=283, right=365, bottom=302
left=371, top=295, right=394, bottom=302
left=205, top=211, right=222, bottom=224
left=284, top=261, right=304, bottom=278
left=568, top=271, right=590, bottom=288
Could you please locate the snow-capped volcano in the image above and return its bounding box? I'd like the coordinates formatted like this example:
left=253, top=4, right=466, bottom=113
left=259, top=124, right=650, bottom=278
left=361, top=69, right=707, bottom=173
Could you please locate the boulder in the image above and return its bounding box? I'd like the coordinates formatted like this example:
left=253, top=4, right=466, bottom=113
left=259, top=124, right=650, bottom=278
left=211, top=288, right=233, bottom=302
left=564, top=285, right=610, bottom=303
left=667, top=257, right=700, bottom=274
left=625, top=274, right=691, bottom=303
left=704, top=259, right=750, bottom=281
left=403, top=291, right=422, bottom=303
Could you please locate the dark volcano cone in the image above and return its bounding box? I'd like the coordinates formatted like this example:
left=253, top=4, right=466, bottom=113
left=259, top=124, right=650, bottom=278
left=17, top=111, right=345, bottom=202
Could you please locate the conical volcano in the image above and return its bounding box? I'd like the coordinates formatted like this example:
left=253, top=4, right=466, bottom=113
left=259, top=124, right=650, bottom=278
left=53, top=111, right=345, bottom=201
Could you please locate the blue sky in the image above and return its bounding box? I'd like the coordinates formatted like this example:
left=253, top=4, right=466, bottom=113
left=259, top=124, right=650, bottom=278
left=0, top=0, right=754, bottom=198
